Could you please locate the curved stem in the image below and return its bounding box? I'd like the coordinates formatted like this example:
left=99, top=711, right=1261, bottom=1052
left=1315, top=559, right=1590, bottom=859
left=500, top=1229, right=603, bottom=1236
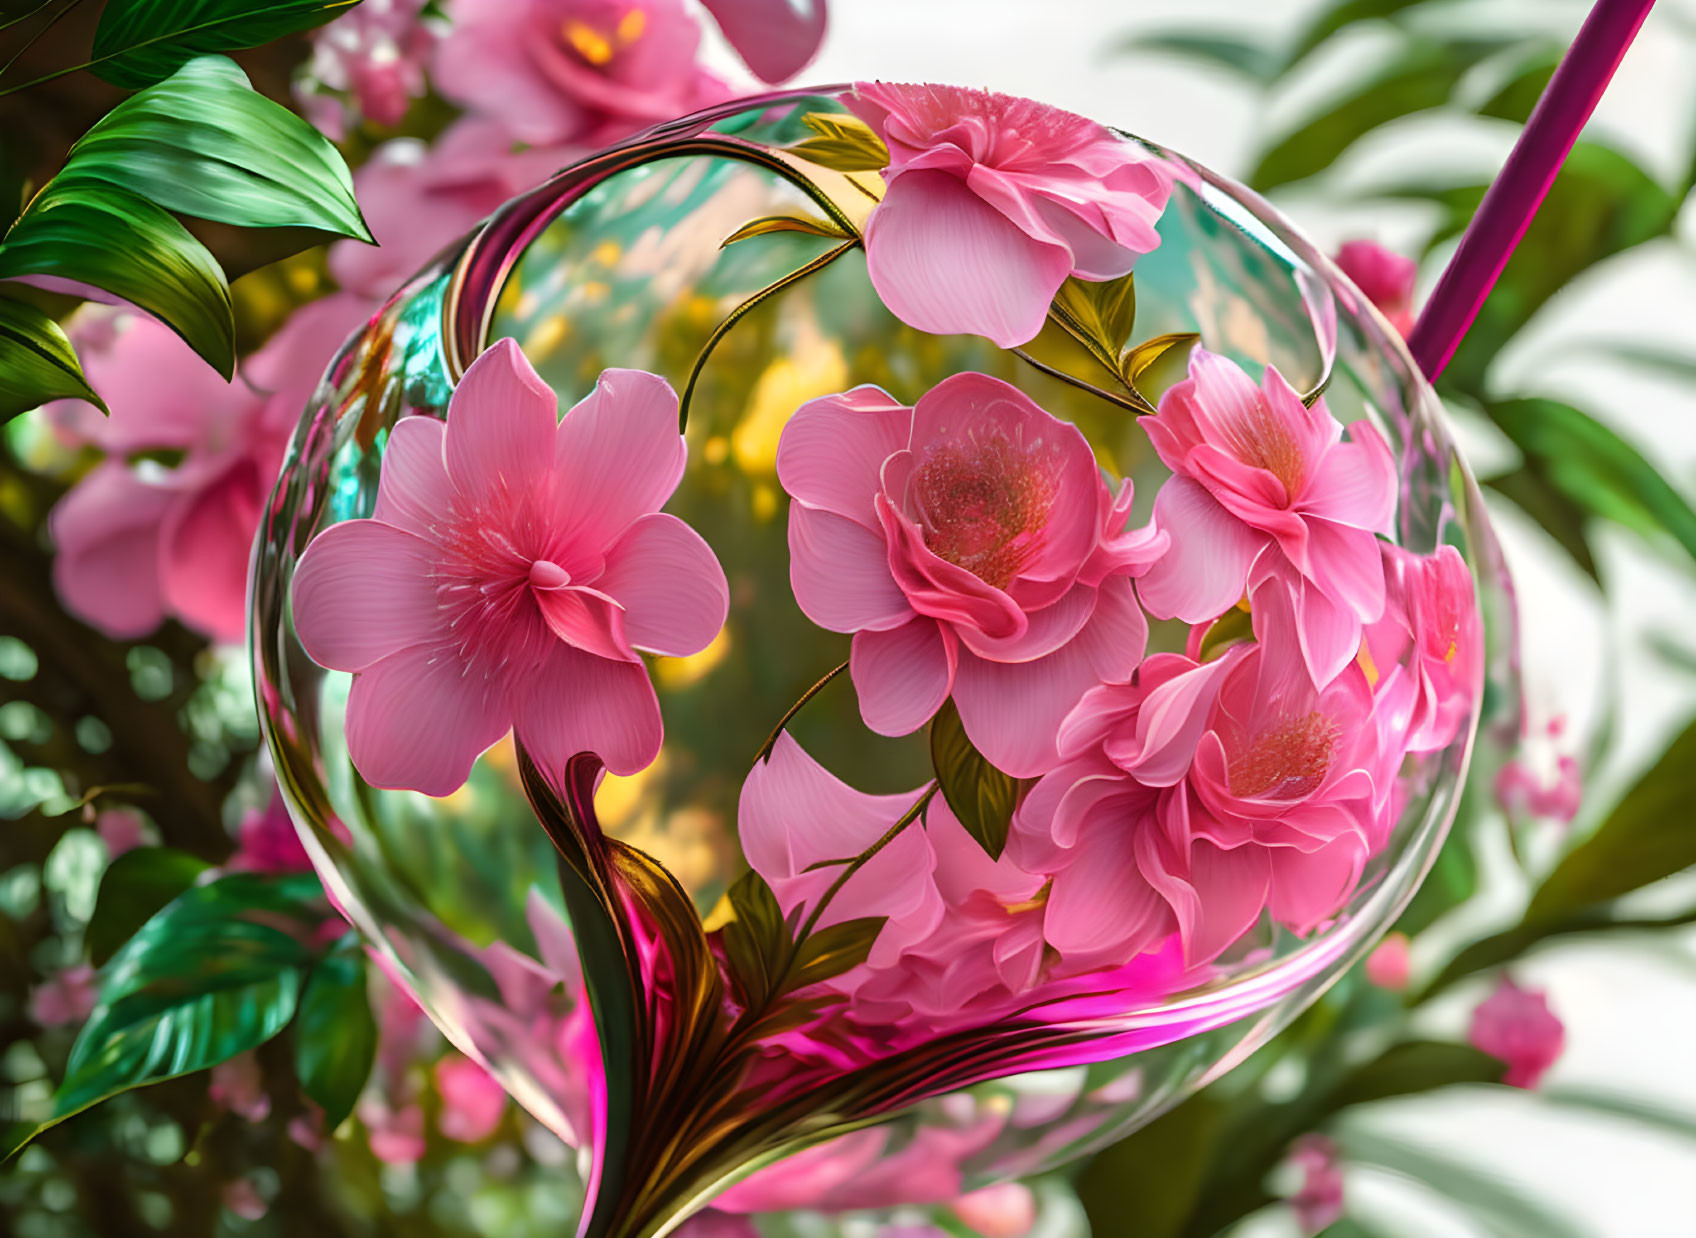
left=797, top=784, right=937, bottom=942
left=0, top=0, right=81, bottom=80
left=1011, top=345, right=1150, bottom=414
left=753, top=659, right=848, bottom=765
left=1408, top=0, right=1658, bottom=380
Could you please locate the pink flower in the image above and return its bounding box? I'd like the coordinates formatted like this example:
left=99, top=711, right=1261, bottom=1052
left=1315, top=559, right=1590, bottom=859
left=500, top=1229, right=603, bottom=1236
left=951, top=1183, right=1037, bottom=1238
left=845, top=82, right=1173, bottom=347
left=434, top=1055, right=507, bottom=1142
left=1334, top=240, right=1417, bottom=338
left=697, top=0, right=826, bottom=83
left=47, top=296, right=371, bottom=643
left=210, top=1052, right=271, bottom=1122
left=29, top=964, right=98, bottom=1027
left=229, top=795, right=315, bottom=873
left=775, top=373, right=1164, bottom=777
left=361, top=1099, right=427, bottom=1163
left=1138, top=348, right=1396, bottom=685
left=292, top=339, right=727, bottom=794
left=1495, top=718, right=1583, bottom=825
left=1364, top=931, right=1411, bottom=991
left=1287, top=1134, right=1345, bottom=1234
left=95, top=809, right=147, bottom=858
left=1469, top=976, right=1564, bottom=1089
left=1363, top=544, right=1481, bottom=754
left=1012, top=617, right=1394, bottom=969
left=298, top=0, right=442, bottom=138
left=433, top=0, right=730, bottom=148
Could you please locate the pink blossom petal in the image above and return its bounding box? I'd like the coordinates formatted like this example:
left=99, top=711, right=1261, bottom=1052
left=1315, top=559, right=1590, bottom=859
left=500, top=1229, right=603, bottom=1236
left=553, top=367, right=687, bottom=548
left=1266, top=835, right=1365, bottom=934
left=444, top=338, right=558, bottom=497
left=513, top=644, right=664, bottom=778
left=345, top=644, right=512, bottom=796
left=1184, top=840, right=1271, bottom=964
left=1304, top=516, right=1387, bottom=622
left=49, top=465, right=172, bottom=639
left=1301, top=423, right=1397, bottom=534
left=1111, top=648, right=1244, bottom=787
left=292, top=521, right=443, bottom=672
left=863, top=170, right=1072, bottom=347
left=775, top=385, right=910, bottom=526
left=1136, top=477, right=1264, bottom=622
left=951, top=640, right=1100, bottom=778
left=699, top=0, right=826, bottom=82
left=1043, top=821, right=1170, bottom=960
left=596, top=512, right=727, bottom=657
left=533, top=583, right=633, bottom=663
left=850, top=617, right=955, bottom=735
left=788, top=504, right=912, bottom=632
left=430, top=4, right=590, bottom=146
left=158, top=459, right=264, bottom=643
left=370, top=417, right=452, bottom=538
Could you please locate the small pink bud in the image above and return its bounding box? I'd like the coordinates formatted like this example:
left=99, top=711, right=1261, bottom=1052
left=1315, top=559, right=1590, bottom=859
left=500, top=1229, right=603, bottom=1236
left=951, top=1182, right=1037, bottom=1238
left=1334, top=240, right=1417, bottom=338
left=434, top=1055, right=507, bottom=1143
left=221, top=1178, right=268, bottom=1221
left=1469, top=976, right=1564, bottom=1089
left=1365, top=932, right=1411, bottom=991
left=1288, top=1134, right=1345, bottom=1234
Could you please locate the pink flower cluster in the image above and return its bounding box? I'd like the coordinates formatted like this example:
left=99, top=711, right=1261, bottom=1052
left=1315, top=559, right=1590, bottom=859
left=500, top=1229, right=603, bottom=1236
left=298, top=0, right=443, bottom=138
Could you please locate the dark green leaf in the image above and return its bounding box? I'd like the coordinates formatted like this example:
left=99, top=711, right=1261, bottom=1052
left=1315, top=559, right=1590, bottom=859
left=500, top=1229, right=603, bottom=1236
left=1483, top=466, right=1601, bottom=583
left=89, top=0, right=361, bottom=90
left=0, top=293, right=104, bottom=423
left=0, top=181, right=233, bottom=376
left=1110, top=31, right=1279, bottom=83
left=789, top=917, right=882, bottom=989
left=930, top=699, right=1029, bottom=861
left=294, top=943, right=375, bottom=1130
left=720, top=869, right=792, bottom=1008
left=1527, top=713, right=1696, bottom=922
left=1076, top=1093, right=1224, bottom=1238
left=85, top=846, right=211, bottom=966
left=1488, top=399, right=1696, bottom=570
left=1478, top=46, right=1561, bottom=123
left=1251, top=39, right=1517, bottom=191
left=1327, top=1041, right=1505, bottom=1110
left=1438, top=143, right=1678, bottom=392
left=4, top=872, right=323, bottom=1157
left=66, top=55, right=370, bottom=242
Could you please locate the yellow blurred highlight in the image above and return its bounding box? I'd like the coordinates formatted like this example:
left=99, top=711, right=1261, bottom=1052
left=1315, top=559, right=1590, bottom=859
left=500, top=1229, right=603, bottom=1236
left=563, top=20, right=614, bottom=64
left=526, top=314, right=569, bottom=362
left=654, top=627, right=730, bottom=690
left=702, top=435, right=729, bottom=466
left=616, top=9, right=646, bottom=41
left=591, top=240, right=622, bottom=268
left=731, top=325, right=848, bottom=475
left=751, top=483, right=779, bottom=522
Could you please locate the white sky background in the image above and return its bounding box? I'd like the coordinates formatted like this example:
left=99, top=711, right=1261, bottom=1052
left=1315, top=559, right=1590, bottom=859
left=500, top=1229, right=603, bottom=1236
left=709, top=1, right=1696, bottom=1233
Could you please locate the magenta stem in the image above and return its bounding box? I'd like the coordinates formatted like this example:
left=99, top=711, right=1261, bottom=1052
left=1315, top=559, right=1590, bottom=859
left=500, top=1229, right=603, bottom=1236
left=1407, top=0, right=1657, bottom=381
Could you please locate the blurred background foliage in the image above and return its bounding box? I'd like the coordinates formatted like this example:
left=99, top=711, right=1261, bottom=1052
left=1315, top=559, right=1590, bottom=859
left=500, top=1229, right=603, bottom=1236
left=1, top=0, right=1695, bottom=1235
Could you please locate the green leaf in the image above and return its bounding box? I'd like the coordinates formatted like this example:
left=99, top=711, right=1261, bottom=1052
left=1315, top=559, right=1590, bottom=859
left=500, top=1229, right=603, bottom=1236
left=0, top=293, right=104, bottom=423
left=1327, top=1041, right=1506, bottom=1110
left=65, top=55, right=370, bottom=242
left=0, top=181, right=233, bottom=376
left=1076, top=1092, right=1224, bottom=1238
left=786, top=111, right=889, bottom=173
left=1283, top=0, right=1434, bottom=72
left=85, top=846, right=211, bottom=966
left=1050, top=272, right=1137, bottom=378
left=1540, top=1087, right=1696, bottom=1141
left=294, top=942, right=375, bottom=1131
left=721, top=213, right=851, bottom=247
left=1122, top=331, right=1200, bottom=407
left=930, top=699, right=1029, bottom=861
left=719, top=869, right=792, bottom=1009
left=1110, top=31, right=1279, bottom=83
left=1478, top=46, right=1561, bottom=123
left=1250, top=39, right=1517, bottom=191
left=1487, top=399, right=1696, bottom=571
left=89, top=0, right=361, bottom=90
left=1527, top=713, right=1696, bottom=922
left=1483, top=466, right=1601, bottom=583
left=4, top=872, right=323, bottom=1157
left=789, top=917, right=882, bottom=989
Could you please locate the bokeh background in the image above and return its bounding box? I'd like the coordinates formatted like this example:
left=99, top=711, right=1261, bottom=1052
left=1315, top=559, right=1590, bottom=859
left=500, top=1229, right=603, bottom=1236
left=3, top=0, right=1695, bottom=1235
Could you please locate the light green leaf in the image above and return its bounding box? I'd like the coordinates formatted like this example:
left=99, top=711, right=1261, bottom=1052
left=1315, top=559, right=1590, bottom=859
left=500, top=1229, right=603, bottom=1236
left=1540, top=1087, right=1696, bottom=1141
left=0, top=181, right=234, bottom=376
left=65, top=55, right=370, bottom=242
left=294, top=942, right=375, bottom=1131
left=1051, top=272, right=1137, bottom=379
left=1283, top=0, right=1434, bottom=72
left=1483, top=465, right=1601, bottom=583
left=85, top=846, right=211, bottom=966
left=1110, top=31, right=1279, bottom=83
left=0, top=293, right=104, bottom=423
left=89, top=0, right=361, bottom=90
left=786, top=111, right=888, bottom=173
left=930, top=699, right=1029, bottom=861
left=1077, top=1093, right=1225, bottom=1238
left=721, top=213, right=851, bottom=247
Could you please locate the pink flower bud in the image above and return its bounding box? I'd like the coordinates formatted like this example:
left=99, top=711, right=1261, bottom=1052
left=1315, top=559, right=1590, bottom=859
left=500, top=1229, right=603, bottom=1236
left=1469, top=976, right=1564, bottom=1088
left=1288, top=1134, right=1345, bottom=1234
left=951, top=1182, right=1037, bottom=1238
left=1365, top=932, right=1411, bottom=991
left=29, top=964, right=98, bottom=1027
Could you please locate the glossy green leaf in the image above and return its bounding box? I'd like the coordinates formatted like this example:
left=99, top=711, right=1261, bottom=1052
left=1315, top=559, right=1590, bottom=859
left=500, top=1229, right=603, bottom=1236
left=66, top=56, right=370, bottom=242
left=786, top=111, right=888, bottom=173
left=1483, top=466, right=1601, bottom=583
left=1110, top=31, right=1279, bottom=83
left=930, top=699, right=1029, bottom=861
left=294, top=942, right=376, bottom=1131
left=1123, top=331, right=1200, bottom=407
left=85, top=846, right=211, bottom=966
left=788, top=916, right=882, bottom=990
left=1478, top=46, right=1561, bottom=123
left=0, top=293, right=104, bottom=423
left=0, top=182, right=234, bottom=376
left=1326, top=1040, right=1505, bottom=1110
left=4, top=872, right=323, bottom=1157
left=720, top=870, right=791, bottom=1009
left=721, top=213, right=851, bottom=247
left=1527, top=713, right=1696, bottom=922
left=1077, top=1092, right=1224, bottom=1238
left=89, top=0, right=361, bottom=90
left=1051, top=272, right=1137, bottom=379
left=1250, top=38, right=1516, bottom=191
left=1487, top=398, right=1696, bottom=570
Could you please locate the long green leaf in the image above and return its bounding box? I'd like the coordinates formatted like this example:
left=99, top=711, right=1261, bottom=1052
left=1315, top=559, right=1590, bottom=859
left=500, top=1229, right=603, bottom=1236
left=1110, top=31, right=1280, bottom=83
left=1478, top=46, right=1561, bottom=123
left=0, top=292, right=104, bottom=422
left=1283, top=0, right=1434, bottom=72
left=1483, top=466, right=1601, bottom=583
left=1487, top=399, right=1696, bottom=570
left=66, top=55, right=370, bottom=242
left=1077, top=1092, right=1225, bottom=1238
left=85, top=846, right=211, bottom=966
left=1527, top=713, right=1696, bottom=922
left=1540, top=1087, right=1696, bottom=1141
left=294, top=943, right=376, bottom=1131
left=1326, top=1041, right=1505, bottom=1110
left=89, top=0, right=361, bottom=89
left=0, top=181, right=234, bottom=376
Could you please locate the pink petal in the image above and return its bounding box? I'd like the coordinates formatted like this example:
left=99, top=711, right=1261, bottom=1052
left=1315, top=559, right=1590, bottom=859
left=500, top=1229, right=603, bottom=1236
left=247, top=293, right=372, bottom=427
left=345, top=644, right=512, bottom=796
left=699, top=0, right=826, bottom=83
left=371, top=417, right=452, bottom=538
left=1136, top=477, right=1264, bottom=623
left=443, top=339, right=558, bottom=497
left=1266, top=835, right=1365, bottom=934
left=49, top=465, right=172, bottom=639
left=850, top=617, right=954, bottom=736
left=512, top=644, right=663, bottom=778
left=950, top=639, right=1101, bottom=778
left=1305, top=516, right=1387, bottom=622
left=956, top=582, right=1094, bottom=663
left=429, top=3, right=590, bottom=146
left=159, top=460, right=263, bottom=643
left=533, top=584, right=633, bottom=663
left=595, top=512, right=727, bottom=657
left=1301, top=422, right=1397, bottom=534
left=553, top=368, right=686, bottom=549
left=775, top=385, right=910, bottom=526
left=292, top=520, right=444, bottom=672
left=1113, top=649, right=1244, bottom=787
left=788, top=504, right=912, bottom=632
left=1184, top=840, right=1271, bottom=964
left=863, top=170, right=1072, bottom=348
left=1043, top=823, right=1170, bottom=960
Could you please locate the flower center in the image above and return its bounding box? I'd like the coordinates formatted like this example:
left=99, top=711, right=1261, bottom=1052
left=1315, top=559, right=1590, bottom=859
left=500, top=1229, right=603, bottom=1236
left=1221, top=403, right=1306, bottom=499
left=431, top=514, right=560, bottom=668
left=1227, top=710, right=1337, bottom=800
left=560, top=8, right=646, bottom=66
left=909, top=429, right=1056, bottom=589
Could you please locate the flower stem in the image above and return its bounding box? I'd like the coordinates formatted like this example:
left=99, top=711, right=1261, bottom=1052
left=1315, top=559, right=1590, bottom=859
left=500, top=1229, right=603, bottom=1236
left=1407, top=0, right=1658, bottom=381
left=797, top=783, right=937, bottom=942
left=752, top=659, right=848, bottom=766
